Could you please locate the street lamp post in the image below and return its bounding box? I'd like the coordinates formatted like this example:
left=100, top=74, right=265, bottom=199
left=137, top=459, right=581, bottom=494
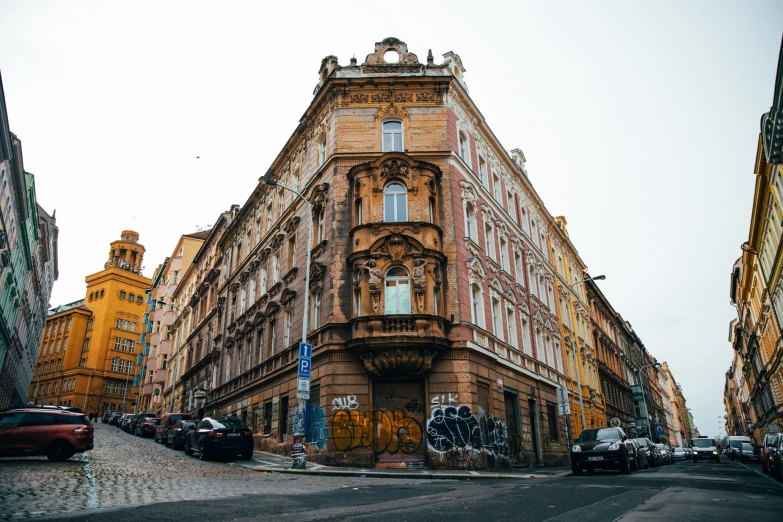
left=637, top=361, right=661, bottom=440
left=83, top=368, right=98, bottom=412
left=259, top=175, right=313, bottom=470
left=565, top=274, right=605, bottom=435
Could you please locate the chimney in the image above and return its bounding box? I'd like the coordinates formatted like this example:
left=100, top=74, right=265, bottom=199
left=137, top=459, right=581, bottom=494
left=510, top=148, right=527, bottom=175
left=554, top=216, right=569, bottom=237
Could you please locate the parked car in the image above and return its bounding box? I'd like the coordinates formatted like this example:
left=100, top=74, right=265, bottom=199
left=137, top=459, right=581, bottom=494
left=130, top=413, right=155, bottom=435
left=0, top=408, right=94, bottom=461
left=762, top=434, right=779, bottom=475
left=135, top=418, right=160, bottom=438
left=633, top=437, right=662, bottom=467
left=102, top=411, right=115, bottom=423
left=768, top=435, right=783, bottom=480
left=155, top=413, right=193, bottom=444
left=183, top=416, right=254, bottom=461
left=692, top=437, right=720, bottom=462
left=631, top=439, right=650, bottom=469
left=570, top=427, right=638, bottom=475
left=655, top=443, right=673, bottom=464
left=673, top=447, right=687, bottom=460
left=728, top=435, right=752, bottom=460
left=740, top=442, right=761, bottom=463
left=108, top=412, right=122, bottom=425
left=119, top=414, right=134, bottom=431
left=166, top=420, right=197, bottom=449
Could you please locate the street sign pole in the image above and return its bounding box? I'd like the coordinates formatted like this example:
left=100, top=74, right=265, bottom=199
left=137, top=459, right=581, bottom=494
left=293, top=342, right=312, bottom=470
left=557, top=386, right=572, bottom=458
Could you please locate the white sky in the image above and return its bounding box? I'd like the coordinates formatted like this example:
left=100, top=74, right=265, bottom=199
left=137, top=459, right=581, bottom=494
left=2, top=0, right=782, bottom=438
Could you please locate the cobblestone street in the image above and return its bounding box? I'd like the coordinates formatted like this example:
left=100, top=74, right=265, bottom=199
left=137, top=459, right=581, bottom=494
left=0, top=423, right=425, bottom=520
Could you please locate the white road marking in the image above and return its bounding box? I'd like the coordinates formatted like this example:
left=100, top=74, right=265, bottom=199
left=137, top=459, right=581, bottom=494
left=738, top=461, right=783, bottom=489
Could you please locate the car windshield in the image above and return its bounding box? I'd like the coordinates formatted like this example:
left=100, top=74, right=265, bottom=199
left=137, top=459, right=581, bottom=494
left=766, top=435, right=777, bottom=445
left=730, top=440, right=745, bottom=448
left=742, top=443, right=753, bottom=450
left=577, top=428, right=621, bottom=442
left=633, top=438, right=649, bottom=447
left=211, top=418, right=246, bottom=429
left=692, top=439, right=716, bottom=448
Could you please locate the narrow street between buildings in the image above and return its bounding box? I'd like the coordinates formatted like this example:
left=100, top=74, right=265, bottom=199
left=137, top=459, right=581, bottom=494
left=1, top=425, right=782, bottom=521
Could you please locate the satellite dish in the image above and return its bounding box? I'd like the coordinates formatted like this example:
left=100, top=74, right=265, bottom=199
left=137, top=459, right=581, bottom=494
left=610, top=417, right=622, bottom=428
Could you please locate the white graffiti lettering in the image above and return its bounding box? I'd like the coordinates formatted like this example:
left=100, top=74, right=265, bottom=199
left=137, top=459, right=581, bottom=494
left=430, top=393, right=459, bottom=409
left=332, top=395, right=359, bottom=411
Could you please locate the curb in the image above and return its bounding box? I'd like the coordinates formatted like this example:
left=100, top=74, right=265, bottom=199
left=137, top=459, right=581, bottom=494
left=238, top=463, right=567, bottom=480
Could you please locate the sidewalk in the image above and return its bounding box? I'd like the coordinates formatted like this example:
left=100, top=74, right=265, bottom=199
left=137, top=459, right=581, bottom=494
left=237, top=450, right=572, bottom=480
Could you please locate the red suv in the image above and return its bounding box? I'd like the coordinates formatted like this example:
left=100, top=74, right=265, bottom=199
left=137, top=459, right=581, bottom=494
left=0, top=407, right=94, bottom=461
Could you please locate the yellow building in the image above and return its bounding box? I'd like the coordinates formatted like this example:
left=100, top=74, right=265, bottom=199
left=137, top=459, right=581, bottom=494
left=549, top=216, right=606, bottom=436
left=28, top=230, right=152, bottom=414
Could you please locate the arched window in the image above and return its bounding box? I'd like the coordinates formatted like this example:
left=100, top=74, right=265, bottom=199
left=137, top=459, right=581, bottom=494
left=385, top=267, right=410, bottom=314
left=470, top=283, right=485, bottom=328
left=382, top=120, right=403, bottom=152
left=384, top=183, right=408, bottom=222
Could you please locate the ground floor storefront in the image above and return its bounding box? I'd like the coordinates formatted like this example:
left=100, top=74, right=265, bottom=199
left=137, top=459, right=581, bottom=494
left=207, top=346, right=569, bottom=470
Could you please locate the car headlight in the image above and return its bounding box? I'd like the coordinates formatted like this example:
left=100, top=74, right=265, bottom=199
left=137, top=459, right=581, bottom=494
left=713, top=451, right=718, bottom=454
left=572, top=445, right=582, bottom=452
left=608, top=442, right=620, bottom=451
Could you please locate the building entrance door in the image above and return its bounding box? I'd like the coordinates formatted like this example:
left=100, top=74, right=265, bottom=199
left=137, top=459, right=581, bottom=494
left=372, top=381, right=426, bottom=468
left=504, top=391, right=520, bottom=462
left=529, top=397, right=540, bottom=464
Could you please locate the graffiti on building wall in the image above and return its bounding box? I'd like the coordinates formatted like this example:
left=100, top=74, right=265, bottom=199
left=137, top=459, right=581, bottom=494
left=332, top=395, right=359, bottom=411
left=431, top=393, right=459, bottom=409
left=308, top=403, right=328, bottom=450
left=332, top=409, right=422, bottom=454
left=426, top=404, right=511, bottom=467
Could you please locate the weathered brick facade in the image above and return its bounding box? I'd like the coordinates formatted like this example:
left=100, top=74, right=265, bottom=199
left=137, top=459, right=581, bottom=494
left=170, top=38, right=574, bottom=469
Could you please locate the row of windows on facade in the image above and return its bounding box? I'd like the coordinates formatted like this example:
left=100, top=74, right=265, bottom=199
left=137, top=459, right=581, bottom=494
left=37, top=358, right=62, bottom=375
left=111, top=357, right=134, bottom=374
left=104, top=381, right=128, bottom=395
left=114, top=337, right=136, bottom=353
left=45, top=317, right=72, bottom=338
left=31, top=377, right=74, bottom=397
left=43, top=336, right=67, bottom=355
left=115, top=319, right=138, bottom=332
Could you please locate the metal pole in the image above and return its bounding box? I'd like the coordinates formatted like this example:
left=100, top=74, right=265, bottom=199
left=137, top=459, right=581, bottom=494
left=567, top=281, right=588, bottom=433
left=83, top=370, right=95, bottom=411
left=261, top=178, right=313, bottom=470
left=121, top=365, right=131, bottom=412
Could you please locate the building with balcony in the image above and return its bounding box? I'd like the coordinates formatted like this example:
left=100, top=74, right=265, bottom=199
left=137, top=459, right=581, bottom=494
left=27, top=230, right=151, bottom=413
left=0, top=72, right=59, bottom=410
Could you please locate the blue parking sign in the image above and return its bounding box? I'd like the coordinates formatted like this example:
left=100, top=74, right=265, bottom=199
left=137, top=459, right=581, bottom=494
left=299, top=342, right=312, bottom=359
left=298, top=357, right=311, bottom=379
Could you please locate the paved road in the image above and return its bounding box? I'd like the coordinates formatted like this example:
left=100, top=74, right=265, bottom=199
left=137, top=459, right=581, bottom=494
left=1, top=425, right=782, bottom=521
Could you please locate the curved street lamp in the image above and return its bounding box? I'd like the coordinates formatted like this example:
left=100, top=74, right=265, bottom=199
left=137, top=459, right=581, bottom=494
left=565, top=274, right=605, bottom=434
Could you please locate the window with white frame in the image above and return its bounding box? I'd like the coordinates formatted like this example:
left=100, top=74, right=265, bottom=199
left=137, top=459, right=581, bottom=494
left=507, top=307, right=518, bottom=350
left=284, top=309, right=292, bottom=347
left=478, top=156, right=487, bottom=187
left=493, top=174, right=501, bottom=202
left=313, top=290, right=322, bottom=329
left=459, top=131, right=470, bottom=164
left=485, top=223, right=496, bottom=260
left=315, top=209, right=325, bottom=243
left=471, top=283, right=486, bottom=328
left=384, top=183, right=408, bottom=222
left=260, top=266, right=267, bottom=294
left=382, top=120, right=403, bottom=152
left=385, top=267, right=410, bottom=314
left=491, top=296, right=503, bottom=341
left=318, top=135, right=327, bottom=166
left=500, top=237, right=510, bottom=272
left=273, top=253, right=280, bottom=283
left=353, top=287, right=362, bottom=318
left=514, top=251, right=524, bottom=286
left=507, top=190, right=516, bottom=222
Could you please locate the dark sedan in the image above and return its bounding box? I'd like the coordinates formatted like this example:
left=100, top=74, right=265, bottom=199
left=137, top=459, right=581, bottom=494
left=135, top=418, right=160, bottom=438
left=768, top=435, right=783, bottom=480
left=570, top=427, right=638, bottom=475
left=633, top=437, right=662, bottom=467
left=166, top=420, right=197, bottom=450
left=130, top=413, right=155, bottom=435
left=183, top=416, right=254, bottom=461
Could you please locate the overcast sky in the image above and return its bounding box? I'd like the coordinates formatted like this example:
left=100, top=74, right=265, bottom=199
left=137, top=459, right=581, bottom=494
left=2, top=0, right=782, bottom=438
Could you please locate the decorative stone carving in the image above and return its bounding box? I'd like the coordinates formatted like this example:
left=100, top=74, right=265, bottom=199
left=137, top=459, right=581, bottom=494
left=487, top=276, right=502, bottom=293
left=309, top=262, right=326, bottom=292
left=413, top=258, right=427, bottom=313
left=359, top=259, right=383, bottom=314
left=380, top=159, right=410, bottom=181
left=311, top=183, right=329, bottom=211
left=431, top=265, right=442, bottom=291
left=280, top=288, right=297, bottom=305
left=284, top=216, right=300, bottom=235
left=352, top=265, right=364, bottom=290
left=380, top=233, right=412, bottom=262
left=518, top=300, right=530, bottom=316
left=349, top=94, right=369, bottom=103
left=375, top=103, right=408, bottom=120
left=416, top=92, right=437, bottom=102
left=360, top=348, right=436, bottom=376
left=459, top=180, right=478, bottom=204
left=466, top=257, right=486, bottom=286
left=503, top=288, right=516, bottom=303
left=363, top=37, right=420, bottom=66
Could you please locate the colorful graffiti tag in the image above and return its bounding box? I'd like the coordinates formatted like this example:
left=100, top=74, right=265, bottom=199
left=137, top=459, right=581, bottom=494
left=331, top=409, right=423, bottom=455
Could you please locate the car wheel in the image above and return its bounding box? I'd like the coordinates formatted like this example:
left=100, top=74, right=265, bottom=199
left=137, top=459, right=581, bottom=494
left=198, top=442, right=209, bottom=461
left=586, top=468, right=595, bottom=475
left=46, top=440, right=74, bottom=462
left=164, top=437, right=170, bottom=448
left=241, top=450, right=253, bottom=460
left=571, top=466, right=582, bottom=476
left=630, top=456, right=639, bottom=472
left=184, top=440, right=192, bottom=456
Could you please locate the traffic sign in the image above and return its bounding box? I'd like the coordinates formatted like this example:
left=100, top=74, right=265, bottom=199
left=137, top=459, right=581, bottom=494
left=298, top=358, right=311, bottom=378
left=297, top=378, right=310, bottom=393
left=654, top=422, right=664, bottom=436
left=556, top=386, right=570, bottom=415
left=769, top=423, right=779, bottom=433
left=299, top=342, right=312, bottom=359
